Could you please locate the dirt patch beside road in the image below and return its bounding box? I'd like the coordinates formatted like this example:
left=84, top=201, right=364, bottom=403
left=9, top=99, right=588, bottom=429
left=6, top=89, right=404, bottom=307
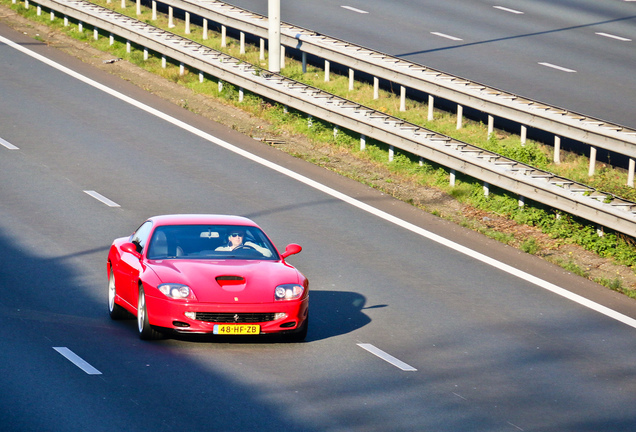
left=2, top=5, right=635, bottom=292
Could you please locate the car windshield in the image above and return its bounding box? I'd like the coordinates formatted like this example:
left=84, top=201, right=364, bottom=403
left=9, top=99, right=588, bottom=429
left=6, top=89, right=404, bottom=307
left=146, top=224, right=279, bottom=260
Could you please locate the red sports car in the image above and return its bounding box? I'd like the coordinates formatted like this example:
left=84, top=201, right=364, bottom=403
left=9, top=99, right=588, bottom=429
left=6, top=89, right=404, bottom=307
left=107, top=214, right=309, bottom=340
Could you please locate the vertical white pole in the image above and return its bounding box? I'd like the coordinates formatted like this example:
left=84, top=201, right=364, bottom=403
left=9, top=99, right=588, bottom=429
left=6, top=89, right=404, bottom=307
left=400, top=86, right=406, bottom=111
left=521, top=125, right=527, bottom=145
left=589, top=146, right=597, bottom=177
left=349, top=69, right=354, bottom=91
left=456, top=105, right=463, bottom=129
left=428, top=95, right=434, bottom=121
left=373, top=77, right=379, bottom=100
left=554, top=136, right=561, bottom=164
left=627, top=158, right=635, bottom=187
left=203, top=19, right=208, bottom=40
left=268, top=0, right=281, bottom=73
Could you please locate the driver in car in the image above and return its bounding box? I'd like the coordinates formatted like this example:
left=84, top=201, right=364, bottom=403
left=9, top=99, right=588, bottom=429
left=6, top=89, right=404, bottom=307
left=215, top=230, right=272, bottom=257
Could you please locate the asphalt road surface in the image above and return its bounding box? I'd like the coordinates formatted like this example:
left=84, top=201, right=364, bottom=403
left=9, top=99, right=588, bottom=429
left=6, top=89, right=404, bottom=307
left=227, top=0, right=636, bottom=130
left=2, top=20, right=636, bottom=431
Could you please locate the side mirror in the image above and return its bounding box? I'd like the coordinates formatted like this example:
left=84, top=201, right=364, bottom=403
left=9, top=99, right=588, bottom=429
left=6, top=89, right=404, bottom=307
left=280, top=243, right=302, bottom=259
left=121, top=242, right=142, bottom=258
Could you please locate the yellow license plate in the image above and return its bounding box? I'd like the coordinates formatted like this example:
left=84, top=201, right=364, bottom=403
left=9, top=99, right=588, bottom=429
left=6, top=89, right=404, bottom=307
left=213, top=324, right=260, bottom=335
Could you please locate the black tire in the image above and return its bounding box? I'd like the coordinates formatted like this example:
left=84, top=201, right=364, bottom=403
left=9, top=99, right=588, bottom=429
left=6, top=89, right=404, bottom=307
left=137, top=285, right=162, bottom=340
left=286, top=315, right=308, bottom=342
left=108, top=269, right=128, bottom=320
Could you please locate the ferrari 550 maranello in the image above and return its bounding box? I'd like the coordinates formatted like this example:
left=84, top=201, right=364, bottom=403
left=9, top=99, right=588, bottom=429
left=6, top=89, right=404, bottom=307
left=107, top=215, right=309, bottom=340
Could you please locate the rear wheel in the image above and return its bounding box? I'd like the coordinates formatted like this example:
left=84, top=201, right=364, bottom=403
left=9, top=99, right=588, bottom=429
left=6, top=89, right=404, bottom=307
left=108, top=269, right=128, bottom=320
left=137, top=285, right=162, bottom=340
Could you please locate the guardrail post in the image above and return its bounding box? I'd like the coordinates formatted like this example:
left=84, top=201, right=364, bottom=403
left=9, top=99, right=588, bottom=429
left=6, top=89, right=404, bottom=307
left=302, top=52, right=307, bottom=73
left=483, top=182, right=490, bottom=197
left=199, top=71, right=204, bottom=83
left=239, top=87, right=244, bottom=102
left=308, top=115, right=313, bottom=128
left=260, top=39, right=265, bottom=61
left=518, top=195, right=525, bottom=207
left=50, top=10, right=54, bottom=21
left=554, top=136, right=561, bottom=164
left=589, top=146, right=597, bottom=177
left=64, top=16, right=68, bottom=27
left=360, top=134, right=366, bottom=151
left=373, top=77, right=379, bottom=100
left=168, top=6, right=174, bottom=28
left=333, top=125, right=339, bottom=138
left=450, top=169, right=456, bottom=187
left=144, top=47, right=148, bottom=60
left=152, top=1, right=156, bottom=20
left=218, top=80, right=223, bottom=92
left=126, top=40, right=131, bottom=53
left=185, top=12, right=191, bottom=34
left=179, top=62, right=184, bottom=76
left=349, top=69, right=354, bottom=91
left=389, top=145, right=394, bottom=162
left=240, top=32, right=245, bottom=54
left=400, top=86, right=406, bottom=112
left=521, top=125, right=527, bottom=145
left=93, top=28, right=98, bottom=40
left=487, top=115, right=494, bottom=138
left=428, top=96, right=434, bottom=121
left=136, top=0, right=140, bottom=16
left=324, top=60, right=330, bottom=82
left=203, top=19, right=208, bottom=40
left=109, top=33, right=114, bottom=46
left=36, top=5, right=40, bottom=15
left=628, top=158, right=635, bottom=187
left=280, top=46, right=285, bottom=69
left=78, top=21, right=83, bottom=33
left=221, top=25, right=226, bottom=47
left=161, top=55, right=166, bottom=68
left=456, top=104, right=463, bottom=130
left=120, top=0, right=125, bottom=8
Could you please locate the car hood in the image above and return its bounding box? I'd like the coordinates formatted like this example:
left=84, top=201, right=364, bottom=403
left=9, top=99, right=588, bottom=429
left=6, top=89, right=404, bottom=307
left=147, top=259, right=302, bottom=303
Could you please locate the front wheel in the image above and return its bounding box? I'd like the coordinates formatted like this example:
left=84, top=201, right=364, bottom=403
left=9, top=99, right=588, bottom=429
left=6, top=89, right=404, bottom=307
left=108, top=269, right=128, bottom=320
left=137, top=285, right=162, bottom=340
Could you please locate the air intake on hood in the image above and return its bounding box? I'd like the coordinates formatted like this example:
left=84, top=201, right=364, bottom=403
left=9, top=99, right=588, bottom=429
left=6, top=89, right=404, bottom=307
left=216, top=275, right=245, bottom=286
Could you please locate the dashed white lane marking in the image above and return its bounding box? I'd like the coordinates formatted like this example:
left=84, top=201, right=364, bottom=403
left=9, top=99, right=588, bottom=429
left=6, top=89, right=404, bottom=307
left=0, top=137, right=19, bottom=150
left=341, top=5, right=369, bottom=14
left=493, top=5, right=524, bottom=14
left=358, top=343, right=417, bottom=371
left=4, top=35, right=636, bottom=330
left=84, top=190, right=121, bottom=207
left=595, top=32, right=632, bottom=42
left=538, top=62, right=577, bottom=73
left=53, top=347, right=102, bottom=375
left=431, top=32, right=463, bottom=41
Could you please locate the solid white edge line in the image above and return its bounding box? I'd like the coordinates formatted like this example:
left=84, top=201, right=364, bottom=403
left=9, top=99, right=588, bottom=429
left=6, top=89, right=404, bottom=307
left=3, top=35, right=636, bottom=330
left=493, top=6, right=524, bottom=14
left=0, top=136, right=19, bottom=150
left=595, top=32, right=632, bottom=42
left=84, top=190, right=121, bottom=207
left=358, top=343, right=417, bottom=371
left=341, top=5, right=369, bottom=14
left=538, top=62, right=577, bottom=73
left=431, top=32, right=463, bottom=41
left=53, top=347, right=102, bottom=375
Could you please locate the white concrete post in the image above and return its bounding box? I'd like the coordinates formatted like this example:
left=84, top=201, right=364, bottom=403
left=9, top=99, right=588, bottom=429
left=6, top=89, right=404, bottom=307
left=136, top=0, right=141, bottom=16
left=199, top=71, right=204, bottom=83
left=360, top=134, right=366, bottom=151
left=161, top=55, right=166, bottom=68
left=203, top=19, right=208, bottom=40
left=373, top=77, right=379, bottom=100
left=450, top=170, right=456, bottom=187
left=179, top=62, right=184, bottom=76
left=324, top=60, right=330, bottom=82
left=627, top=158, right=635, bottom=187
left=483, top=182, right=490, bottom=196
left=94, top=28, right=98, bottom=40
left=349, top=69, right=354, bottom=91
left=152, top=1, right=157, bottom=20
left=185, top=12, right=191, bottom=34
left=400, top=86, right=406, bottom=111
left=260, top=39, right=265, bottom=61
left=589, top=146, right=597, bottom=177
left=428, top=95, right=434, bottom=121
left=240, top=32, right=245, bottom=54
left=521, top=125, right=527, bottom=145
left=143, top=47, right=148, bottom=60
left=239, top=87, right=244, bottom=102
left=456, top=104, right=463, bottom=129
left=168, top=7, right=174, bottom=28
left=554, top=135, right=561, bottom=164
left=126, top=40, right=131, bottom=53
left=268, top=0, right=281, bottom=73
left=389, top=145, right=394, bottom=162
left=487, top=115, right=494, bottom=138
left=221, top=26, right=226, bottom=47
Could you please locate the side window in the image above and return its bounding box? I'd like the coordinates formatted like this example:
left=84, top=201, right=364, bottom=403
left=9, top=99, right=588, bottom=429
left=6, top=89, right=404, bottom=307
left=130, top=221, right=153, bottom=253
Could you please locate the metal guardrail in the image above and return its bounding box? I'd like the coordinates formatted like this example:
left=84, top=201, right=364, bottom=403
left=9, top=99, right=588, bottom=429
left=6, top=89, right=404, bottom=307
left=29, top=0, right=636, bottom=237
left=160, top=0, right=636, bottom=170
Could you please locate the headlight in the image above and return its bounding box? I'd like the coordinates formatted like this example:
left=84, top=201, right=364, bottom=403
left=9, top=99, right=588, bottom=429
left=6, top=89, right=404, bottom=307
left=158, top=283, right=193, bottom=300
left=274, top=284, right=304, bottom=301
